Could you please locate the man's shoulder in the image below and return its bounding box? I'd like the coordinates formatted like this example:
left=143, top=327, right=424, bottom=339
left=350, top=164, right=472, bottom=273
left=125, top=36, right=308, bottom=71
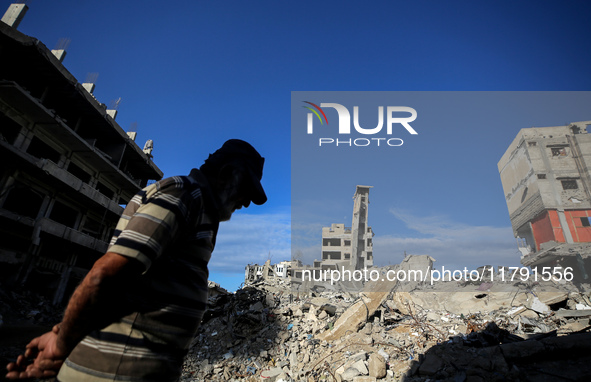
left=157, top=175, right=197, bottom=191
left=142, top=175, right=201, bottom=199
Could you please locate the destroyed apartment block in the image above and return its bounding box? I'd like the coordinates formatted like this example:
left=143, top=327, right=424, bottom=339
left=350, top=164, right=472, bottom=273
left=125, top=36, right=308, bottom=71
left=246, top=186, right=375, bottom=289
left=0, top=6, right=163, bottom=305
left=499, top=121, right=591, bottom=282
left=292, top=185, right=375, bottom=292
left=245, top=260, right=294, bottom=285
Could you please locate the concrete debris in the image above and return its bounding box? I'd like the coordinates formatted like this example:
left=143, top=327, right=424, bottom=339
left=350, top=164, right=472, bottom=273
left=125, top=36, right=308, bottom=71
left=368, top=353, right=386, bottom=378
left=317, top=279, right=395, bottom=342
left=0, top=281, right=62, bottom=325
left=528, top=297, right=550, bottom=314
left=0, top=281, right=65, bottom=370
left=2, top=264, right=591, bottom=381
left=176, top=267, right=591, bottom=382
left=554, top=308, right=591, bottom=318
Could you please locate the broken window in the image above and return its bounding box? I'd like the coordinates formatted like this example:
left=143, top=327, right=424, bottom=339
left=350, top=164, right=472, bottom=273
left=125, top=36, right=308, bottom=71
left=27, top=136, right=61, bottom=163
left=95, top=181, right=115, bottom=199
left=561, top=180, right=578, bottom=190
left=67, top=162, right=92, bottom=183
left=2, top=182, right=44, bottom=219
left=551, top=147, right=567, bottom=156
left=49, top=200, right=78, bottom=228
left=581, top=217, right=591, bottom=227
left=80, top=216, right=104, bottom=239
left=537, top=174, right=546, bottom=179
left=0, top=113, right=22, bottom=145
left=322, top=251, right=341, bottom=260
left=322, top=238, right=341, bottom=246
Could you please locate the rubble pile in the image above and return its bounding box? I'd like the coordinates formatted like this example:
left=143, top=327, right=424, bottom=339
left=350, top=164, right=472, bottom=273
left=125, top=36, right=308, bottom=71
left=181, top=276, right=591, bottom=382
left=0, top=281, right=63, bottom=326
left=1, top=273, right=591, bottom=381
left=0, top=282, right=63, bottom=377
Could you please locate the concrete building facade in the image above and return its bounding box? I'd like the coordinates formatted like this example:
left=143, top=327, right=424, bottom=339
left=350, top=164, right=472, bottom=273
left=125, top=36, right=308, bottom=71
left=320, top=185, right=374, bottom=270
left=244, top=260, right=293, bottom=285
left=0, top=5, right=163, bottom=304
left=498, top=121, right=591, bottom=275
left=292, top=185, right=375, bottom=291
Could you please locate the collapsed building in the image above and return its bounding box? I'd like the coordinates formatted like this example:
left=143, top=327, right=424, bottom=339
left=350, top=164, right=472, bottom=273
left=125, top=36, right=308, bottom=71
left=248, top=186, right=375, bottom=289
left=245, top=260, right=294, bottom=285
left=320, top=185, right=374, bottom=270
left=292, top=185, right=375, bottom=291
left=177, top=255, right=591, bottom=382
left=498, top=121, right=591, bottom=282
left=0, top=4, right=163, bottom=305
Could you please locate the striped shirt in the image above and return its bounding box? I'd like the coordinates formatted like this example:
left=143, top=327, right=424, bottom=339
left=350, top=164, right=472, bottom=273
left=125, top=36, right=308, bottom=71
left=57, top=169, right=220, bottom=382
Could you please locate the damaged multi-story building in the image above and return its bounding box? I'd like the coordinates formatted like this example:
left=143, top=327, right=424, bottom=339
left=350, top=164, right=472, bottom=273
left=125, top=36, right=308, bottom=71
left=292, top=185, right=375, bottom=289
left=244, top=260, right=294, bottom=284
left=498, top=120, right=591, bottom=281
left=0, top=4, right=163, bottom=304
left=318, top=185, right=374, bottom=270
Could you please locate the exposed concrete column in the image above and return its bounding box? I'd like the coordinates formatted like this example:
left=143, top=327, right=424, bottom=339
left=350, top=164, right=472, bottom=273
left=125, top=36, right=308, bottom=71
left=1, top=3, right=28, bottom=29
left=12, top=127, right=34, bottom=151
left=82, top=83, right=95, bottom=94
left=53, top=253, right=76, bottom=305
left=0, top=174, right=17, bottom=206
left=88, top=175, right=98, bottom=188
left=73, top=208, right=83, bottom=230
left=557, top=209, right=574, bottom=243
left=350, top=186, right=372, bottom=270
left=35, top=195, right=52, bottom=220
left=106, top=110, right=117, bottom=120
left=16, top=240, right=42, bottom=286
left=51, top=49, right=66, bottom=62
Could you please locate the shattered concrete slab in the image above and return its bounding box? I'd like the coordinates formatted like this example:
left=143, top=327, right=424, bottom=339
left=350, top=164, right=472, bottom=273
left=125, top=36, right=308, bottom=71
left=174, top=268, right=591, bottom=381
left=317, top=279, right=396, bottom=341
left=3, top=260, right=591, bottom=381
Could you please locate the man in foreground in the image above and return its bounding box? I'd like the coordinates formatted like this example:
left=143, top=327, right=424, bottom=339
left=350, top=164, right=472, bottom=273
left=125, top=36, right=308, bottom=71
left=6, top=139, right=267, bottom=381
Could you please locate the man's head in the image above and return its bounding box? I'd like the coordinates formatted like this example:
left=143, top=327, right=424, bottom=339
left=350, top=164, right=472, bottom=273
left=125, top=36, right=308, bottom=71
left=201, top=139, right=267, bottom=221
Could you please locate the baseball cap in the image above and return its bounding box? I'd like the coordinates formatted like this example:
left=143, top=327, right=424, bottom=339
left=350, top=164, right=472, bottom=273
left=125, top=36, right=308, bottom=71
left=206, top=139, right=267, bottom=205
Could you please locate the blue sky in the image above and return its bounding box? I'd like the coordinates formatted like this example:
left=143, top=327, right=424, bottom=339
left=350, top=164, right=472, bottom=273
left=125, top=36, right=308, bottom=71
left=10, top=0, right=591, bottom=291
left=291, top=91, right=591, bottom=273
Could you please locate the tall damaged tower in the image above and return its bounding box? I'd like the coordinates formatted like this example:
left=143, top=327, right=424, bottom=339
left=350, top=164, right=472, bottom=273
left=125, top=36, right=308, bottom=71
left=350, top=185, right=373, bottom=269
left=320, top=185, right=374, bottom=271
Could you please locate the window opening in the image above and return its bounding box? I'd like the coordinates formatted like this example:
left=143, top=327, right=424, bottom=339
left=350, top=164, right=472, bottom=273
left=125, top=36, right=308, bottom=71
left=27, top=136, right=61, bottom=163
left=561, top=180, right=578, bottom=190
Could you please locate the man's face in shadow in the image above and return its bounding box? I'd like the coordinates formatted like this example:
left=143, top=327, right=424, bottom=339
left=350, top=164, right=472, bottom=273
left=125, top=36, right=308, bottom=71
left=217, top=166, right=252, bottom=221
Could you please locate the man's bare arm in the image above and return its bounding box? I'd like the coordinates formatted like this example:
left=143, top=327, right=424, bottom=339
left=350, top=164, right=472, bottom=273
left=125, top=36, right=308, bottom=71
left=56, top=251, right=143, bottom=351
left=6, top=252, right=142, bottom=379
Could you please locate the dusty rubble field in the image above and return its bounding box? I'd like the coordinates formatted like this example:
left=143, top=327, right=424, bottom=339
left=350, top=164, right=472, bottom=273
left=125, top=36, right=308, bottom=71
left=2, top=276, right=591, bottom=382
left=181, top=276, right=591, bottom=382
left=0, top=284, right=60, bottom=382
